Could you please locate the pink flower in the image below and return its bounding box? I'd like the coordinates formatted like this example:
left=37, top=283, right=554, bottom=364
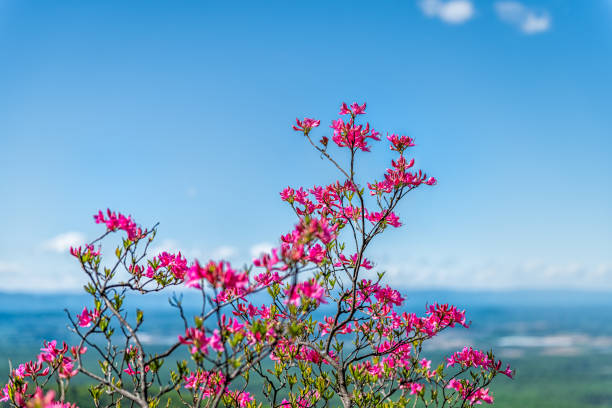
left=446, top=347, right=490, bottom=370
left=408, top=382, right=423, bottom=395
left=339, top=102, right=367, bottom=116
left=334, top=253, right=373, bottom=270
left=0, top=384, right=9, bottom=402
left=178, top=327, right=224, bottom=355
left=292, top=117, right=320, bottom=134
left=330, top=119, right=380, bottom=152
left=94, top=209, right=144, bottom=240
left=307, top=244, right=325, bottom=264
left=387, top=134, right=415, bottom=152
left=19, top=388, right=78, bottom=408
left=374, top=286, right=405, bottom=306
left=420, top=358, right=431, bottom=370
left=285, top=279, right=327, bottom=306
left=123, top=363, right=149, bottom=376
left=185, top=260, right=248, bottom=291
left=58, top=358, right=78, bottom=379
left=76, top=307, right=100, bottom=328
left=386, top=212, right=401, bottom=228
left=228, top=390, right=254, bottom=407
left=280, top=186, right=295, bottom=202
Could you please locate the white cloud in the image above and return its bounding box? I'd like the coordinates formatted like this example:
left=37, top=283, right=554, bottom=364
left=149, top=239, right=203, bottom=259
left=150, top=240, right=239, bottom=260
left=211, top=245, right=238, bottom=260
left=150, top=239, right=181, bottom=254
left=0, top=261, right=21, bottom=274
left=42, top=232, right=86, bottom=253
left=419, top=0, right=475, bottom=24
left=249, top=242, right=275, bottom=259
left=373, top=256, right=612, bottom=290
left=495, top=1, right=550, bottom=34
left=0, top=272, right=84, bottom=293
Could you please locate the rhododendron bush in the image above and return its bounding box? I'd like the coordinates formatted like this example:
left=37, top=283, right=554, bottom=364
left=2, top=102, right=512, bottom=408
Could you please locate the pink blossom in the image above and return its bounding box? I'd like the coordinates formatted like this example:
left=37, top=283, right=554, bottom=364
left=0, top=384, right=8, bottom=402
left=76, top=307, right=100, bottom=328
left=94, top=209, right=143, bottom=240
left=374, top=286, right=405, bottom=306
left=339, top=102, right=367, bottom=116
left=387, top=134, right=415, bottom=152
left=334, top=253, right=374, bottom=270
left=18, top=388, right=78, bottom=408
left=178, top=327, right=224, bottom=355
left=307, top=244, right=325, bottom=264
left=147, top=251, right=189, bottom=280
left=330, top=119, right=380, bottom=152
left=420, top=358, right=431, bottom=370
left=292, top=117, right=320, bottom=134
left=408, top=382, right=423, bottom=395
left=285, top=279, right=327, bottom=306
left=227, top=390, right=254, bottom=407
left=446, top=347, right=491, bottom=370
left=280, top=186, right=295, bottom=202
left=123, top=363, right=149, bottom=376
left=185, top=260, right=248, bottom=290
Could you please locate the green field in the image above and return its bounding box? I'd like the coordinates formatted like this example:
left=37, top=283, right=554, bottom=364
left=3, top=352, right=612, bottom=407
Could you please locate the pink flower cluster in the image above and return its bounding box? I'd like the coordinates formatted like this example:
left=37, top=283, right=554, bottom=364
left=292, top=102, right=382, bottom=152
left=228, top=303, right=279, bottom=345
left=1, top=339, right=87, bottom=406
left=69, top=244, right=100, bottom=259
left=447, top=379, right=494, bottom=405
left=292, top=117, right=320, bottom=134
left=38, top=340, right=80, bottom=379
left=185, top=260, right=248, bottom=292
left=368, top=155, right=436, bottom=196
left=447, top=347, right=513, bottom=378
left=183, top=370, right=226, bottom=398
left=279, top=391, right=320, bottom=408
left=330, top=117, right=380, bottom=152
left=365, top=210, right=402, bottom=228
left=76, top=307, right=100, bottom=328
left=94, top=209, right=144, bottom=240
left=284, top=279, right=327, bottom=306
left=226, top=390, right=254, bottom=407
left=123, top=363, right=150, bottom=376
left=339, top=102, right=367, bottom=116
left=182, top=369, right=253, bottom=407
left=335, top=253, right=374, bottom=270
left=2, top=387, right=78, bottom=408
left=145, top=251, right=189, bottom=280
left=278, top=216, right=337, bottom=264
left=387, top=133, right=415, bottom=153
left=178, top=327, right=224, bottom=355
left=400, top=381, right=424, bottom=395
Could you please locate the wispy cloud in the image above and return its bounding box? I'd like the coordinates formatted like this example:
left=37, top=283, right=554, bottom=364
left=249, top=242, right=275, bottom=259
left=373, top=256, right=612, bottom=290
left=149, top=239, right=203, bottom=259
left=494, top=1, right=551, bottom=34
left=42, top=232, right=85, bottom=253
left=419, top=0, right=475, bottom=24
left=0, top=260, right=21, bottom=274
left=211, top=245, right=238, bottom=260
left=150, top=240, right=238, bottom=260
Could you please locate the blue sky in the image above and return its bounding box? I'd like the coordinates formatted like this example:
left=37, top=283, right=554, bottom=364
left=0, top=0, right=610, bottom=292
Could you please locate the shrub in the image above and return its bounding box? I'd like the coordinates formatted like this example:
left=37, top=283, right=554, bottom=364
left=1, top=101, right=512, bottom=408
